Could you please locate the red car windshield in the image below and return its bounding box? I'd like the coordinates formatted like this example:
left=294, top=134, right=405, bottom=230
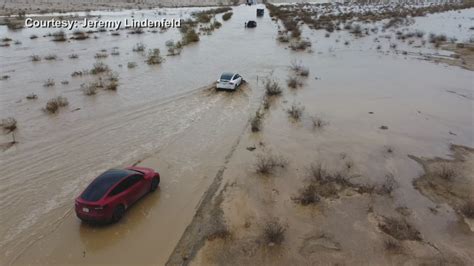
left=80, top=169, right=136, bottom=202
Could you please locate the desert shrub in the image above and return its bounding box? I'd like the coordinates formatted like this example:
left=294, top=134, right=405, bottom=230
left=308, top=163, right=328, bottom=182
left=293, top=184, right=320, bottom=205
left=146, top=49, right=164, bottom=65
left=72, top=30, right=89, bottom=40
left=290, top=61, right=309, bottom=77
left=255, top=153, right=287, bottom=175
left=31, top=55, right=41, bottom=62
left=129, top=28, right=144, bottom=34
left=378, top=217, right=421, bottom=241
left=350, top=24, right=362, bottom=36
left=384, top=239, right=403, bottom=253
left=94, top=52, right=108, bottom=59
left=30, top=34, right=38, bottom=39
left=1, top=75, right=10, bottom=80
left=436, top=163, right=456, bottom=181
left=377, top=174, right=397, bottom=195
left=90, top=62, right=110, bottom=74
left=1, top=117, right=17, bottom=143
left=81, top=82, right=98, bottom=95
left=69, top=54, right=79, bottom=59
left=127, top=62, right=137, bottom=69
left=44, top=54, right=57, bottom=60
left=1, top=117, right=17, bottom=132
left=26, top=93, right=38, bottom=100
left=277, top=33, right=290, bottom=43
left=61, top=80, right=69, bottom=85
left=111, top=50, right=120, bottom=56
left=311, top=116, right=327, bottom=129
left=52, top=30, right=67, bottom=42
left=289, top=39, right=311, bottom=51
left=132, top=42, right=146, bottom=52
left=43, top=78, right=55, bottom=87
left=287, top=103, right=304, bottom=120
left=263, top=220, right=286, bottom=245
left=166, top=40, right=183, bottom=56
left=222, top=12, right=233, bottom=21
left=287, top=76, right=302, bottom=89
left=250, top=111, right=262, bottom=132
left=265, top=80, right=282, bottom=96
left=182, top=29, right=200, bottom=44
left=461, top=201, right=474, bottom=218
left=44, top=96, right=69, bottom=113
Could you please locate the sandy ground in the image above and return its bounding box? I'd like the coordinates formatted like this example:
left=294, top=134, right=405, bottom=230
left=428, top=43, right=474, bottom=71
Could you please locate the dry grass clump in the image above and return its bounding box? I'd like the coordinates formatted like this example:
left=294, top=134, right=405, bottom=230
left=146, top=49, right=164, bottom=65
left=460, top=201, right=474, bottom=219
left=435, top=163, right=456, bottom=181
left=1, top=117, right=17, bottom=132
left=429, top=33, right=447, bottom=47
left=377, top=174, right=397, bottom=195
left=72, top=30, right=89, bottom=40
left=166, top=40, right=183, bottom=56
left=255, top=153, right=287, bottom=175
left=132, top=42, right=146, bottom=52
left=287, top=76, right=302, bottom=89
left=43, top=78, right=55, bottom=87
left=44, top=96, right=69, bottom=114
left=1, top=117, right=17, bottom=143
left=250, top=111, right=262, bottom=132
left=44, top=54, right=57, bottom=61
left=90, top=62, right=110, bottom=75
left=30, top=34, right=38, bottom=40
left=289, top=39, right=311, bottom=51
left=69, top=54, right=79, bottom=59
left=127, top=62, right=137, bottom=69
left=265, top=80, right=282, bottom=96
left=222, top=12, right=233, bottom=21
left=378, top=217, right=422, bottom=241
left=31, top=55, right=41, bottom=62
left=182, top=29, right=200, bottom=45
left=384, top=239, right=403, bottom=254
left=81, top=82, right=98, bottom=96
left=311, top=115, right=328, bottom=129
left=262, top=220, right=286, bottom=245
left=26, top=93, right=38, bottom=100
left=287, top=103, right=304, bottom=120
left=293, top=183, right=321, bottom=205
left=52, top=31, right=67, bottom=42
left=94, top=52, right=108, bottom=59
left=277, top=33, right=290, bottom=43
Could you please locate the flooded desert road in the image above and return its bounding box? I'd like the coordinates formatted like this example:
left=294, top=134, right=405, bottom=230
left=1, top=2, right=473, bottom=265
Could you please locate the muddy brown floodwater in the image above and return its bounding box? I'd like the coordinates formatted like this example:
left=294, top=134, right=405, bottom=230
left=1, top=2, right=473, bottom=266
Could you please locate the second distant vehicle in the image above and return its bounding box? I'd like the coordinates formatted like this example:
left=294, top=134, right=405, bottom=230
left=246, top=20, right=257, bottom=28
left=216, top=72, right=243, bottom=90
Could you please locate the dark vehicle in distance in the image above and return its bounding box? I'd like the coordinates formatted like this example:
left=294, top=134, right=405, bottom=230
left=75, top=167, right=160, bottom=223
left=246, top=20, right=257, bottom=28
left=257, top=9, right=264, bottom=17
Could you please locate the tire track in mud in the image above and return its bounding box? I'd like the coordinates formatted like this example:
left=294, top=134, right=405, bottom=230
left=166, top=116, right=251, bottom=266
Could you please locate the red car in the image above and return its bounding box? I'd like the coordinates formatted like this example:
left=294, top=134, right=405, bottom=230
left=75, top=166, right=160, bottom=223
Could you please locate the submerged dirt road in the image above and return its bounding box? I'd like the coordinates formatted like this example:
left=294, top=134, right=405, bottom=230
left=11, top=84, right=254, bottom=265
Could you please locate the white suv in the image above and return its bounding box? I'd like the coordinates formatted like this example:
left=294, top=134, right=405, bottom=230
left=216, top=72, right=243, bottom=90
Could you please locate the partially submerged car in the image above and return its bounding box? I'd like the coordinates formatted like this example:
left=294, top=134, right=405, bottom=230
left=75, top=167, right=160, bottom=223
left=245, top=20, right=257, bottom=28
left=216, top=72, right=243, bottom=90
left=257, top=9, right=264, bottom=17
